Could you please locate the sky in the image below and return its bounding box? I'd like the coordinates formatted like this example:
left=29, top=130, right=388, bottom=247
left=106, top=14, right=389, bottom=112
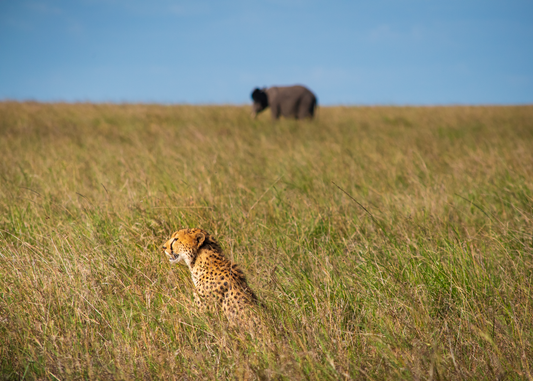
left=0, top=0, right=532, bottom=105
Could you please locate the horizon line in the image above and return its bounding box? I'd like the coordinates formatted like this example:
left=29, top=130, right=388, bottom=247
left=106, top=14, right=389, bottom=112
left=1, top=99, right=532, bottom=107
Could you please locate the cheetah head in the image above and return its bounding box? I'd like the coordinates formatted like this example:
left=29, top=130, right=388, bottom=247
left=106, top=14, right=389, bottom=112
left=162, top=228, right=208, bottom=267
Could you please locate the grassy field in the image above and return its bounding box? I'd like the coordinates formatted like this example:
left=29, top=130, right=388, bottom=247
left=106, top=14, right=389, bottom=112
left=0, top=102, right=532, bottom=380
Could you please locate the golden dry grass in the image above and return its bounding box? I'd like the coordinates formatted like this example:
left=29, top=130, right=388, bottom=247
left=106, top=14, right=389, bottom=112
left=0, top=102, right=532, bottom=380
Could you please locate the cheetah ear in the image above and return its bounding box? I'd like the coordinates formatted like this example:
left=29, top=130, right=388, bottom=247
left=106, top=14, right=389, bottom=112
left=195, top=231, right=206, bottom=248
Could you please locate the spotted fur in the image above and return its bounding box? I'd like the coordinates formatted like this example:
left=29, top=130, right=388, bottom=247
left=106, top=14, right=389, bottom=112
left=163, top=228, right=259, bottom=324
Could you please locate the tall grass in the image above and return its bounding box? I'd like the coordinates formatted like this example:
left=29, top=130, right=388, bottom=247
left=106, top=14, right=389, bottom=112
left=0, top=102, right=532, bottom=380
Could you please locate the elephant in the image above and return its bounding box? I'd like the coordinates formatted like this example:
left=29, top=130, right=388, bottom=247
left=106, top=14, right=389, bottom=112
left=251, top=85, right=317, bottom=120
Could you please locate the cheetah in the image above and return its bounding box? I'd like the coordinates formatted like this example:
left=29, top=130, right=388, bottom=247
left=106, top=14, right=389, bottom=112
left=163, top=228, right=260, bottom=324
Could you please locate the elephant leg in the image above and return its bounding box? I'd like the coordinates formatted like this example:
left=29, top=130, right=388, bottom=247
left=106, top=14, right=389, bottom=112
left=297, top=100, right=310, bottom=119
left=293, top=101, right=301, bottom=119
left=298, top=95, right=316, bottom=119
left=270, top=104, right=281, bottom=120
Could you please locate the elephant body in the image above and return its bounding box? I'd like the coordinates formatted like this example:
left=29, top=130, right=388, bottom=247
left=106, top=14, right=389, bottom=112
left=251, top=85, right=317, bottom=120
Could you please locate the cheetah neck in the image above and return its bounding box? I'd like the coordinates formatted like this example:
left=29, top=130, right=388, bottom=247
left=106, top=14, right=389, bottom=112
left=189, top=246, right=231, bottom=284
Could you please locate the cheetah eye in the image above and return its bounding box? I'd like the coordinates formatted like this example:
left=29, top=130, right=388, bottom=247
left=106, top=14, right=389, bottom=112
left=162, top=246, right=167, bottom=250
left=167, top=238, right=178, bottom=251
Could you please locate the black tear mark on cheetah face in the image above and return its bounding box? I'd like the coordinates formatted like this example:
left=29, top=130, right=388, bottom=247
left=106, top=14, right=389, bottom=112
left=162, top=228, right=206, bottom=266
left=163, top=237, right=181, bottom=263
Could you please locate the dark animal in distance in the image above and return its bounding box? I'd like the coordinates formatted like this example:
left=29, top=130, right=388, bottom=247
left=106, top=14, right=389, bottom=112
left=251, top=85, right=317, bottom=120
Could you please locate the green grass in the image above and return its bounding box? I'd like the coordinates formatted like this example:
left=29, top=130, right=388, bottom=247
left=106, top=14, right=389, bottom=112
left=0, top=102, right=532, bottom=380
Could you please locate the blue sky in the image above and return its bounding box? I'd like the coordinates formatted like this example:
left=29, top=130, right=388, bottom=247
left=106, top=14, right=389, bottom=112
left=1, top=0, right=532, bottom=105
